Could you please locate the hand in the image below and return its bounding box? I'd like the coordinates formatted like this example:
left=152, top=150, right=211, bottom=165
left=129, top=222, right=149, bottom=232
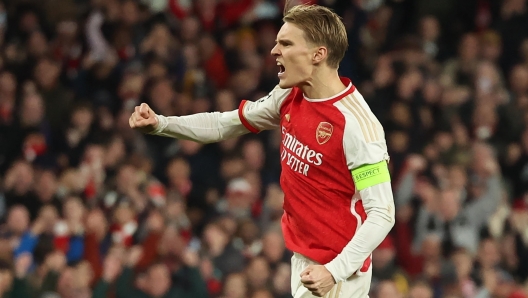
left=182, top=248, right=200, bottom=267
left=14, top=253, right=33, bottom=278
left=103, top=254, right=122, bottom=282
left=31, top=217, right=48, bottom=235
left=300, top=265, right=336, bottom=297
left=45, top=251, right=67, bottom=272
left=406, top=154, right=427, bottom=173
left=126, top=246, right=143, bottom=267
left=129, top=103, right=158, bottom=134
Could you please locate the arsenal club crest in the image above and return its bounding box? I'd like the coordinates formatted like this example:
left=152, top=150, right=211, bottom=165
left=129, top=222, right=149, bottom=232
left=316, top=122, right=333, bottom=145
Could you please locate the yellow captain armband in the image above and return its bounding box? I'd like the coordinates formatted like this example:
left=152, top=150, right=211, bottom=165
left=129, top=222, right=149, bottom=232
left=351, top=160, right=391, bottom=191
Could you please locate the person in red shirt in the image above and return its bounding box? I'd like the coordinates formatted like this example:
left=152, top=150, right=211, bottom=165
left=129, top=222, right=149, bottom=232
left=129, top=3, right=395, bottom=297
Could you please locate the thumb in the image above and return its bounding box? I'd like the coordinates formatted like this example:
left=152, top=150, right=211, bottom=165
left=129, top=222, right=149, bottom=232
left=139, top=103, right=151, bottom=118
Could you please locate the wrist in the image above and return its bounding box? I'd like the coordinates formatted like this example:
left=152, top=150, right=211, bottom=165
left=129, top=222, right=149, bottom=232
left=150, top=114, right=164, bottom=134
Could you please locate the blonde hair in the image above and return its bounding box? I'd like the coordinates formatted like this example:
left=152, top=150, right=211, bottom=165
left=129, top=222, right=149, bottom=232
left=283, top=3, right=348, bottom=68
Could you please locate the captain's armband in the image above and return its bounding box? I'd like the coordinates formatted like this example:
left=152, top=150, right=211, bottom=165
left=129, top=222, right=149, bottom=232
left=351, top=161, right=391, bottom=191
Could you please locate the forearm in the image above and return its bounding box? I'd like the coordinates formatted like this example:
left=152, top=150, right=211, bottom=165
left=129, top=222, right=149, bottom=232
left=466, top=174, right=501, bottom=227
left=395, top=171, right=415, bottom=207
left=151, top=111, right=249, bottom=143
left=325, top=182, right=395, bottom=282
left=14, top=232, right=39, bottom=257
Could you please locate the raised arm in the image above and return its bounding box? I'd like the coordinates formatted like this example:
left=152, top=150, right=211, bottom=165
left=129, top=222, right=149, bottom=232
left=129, top=86, right=291, bottom=143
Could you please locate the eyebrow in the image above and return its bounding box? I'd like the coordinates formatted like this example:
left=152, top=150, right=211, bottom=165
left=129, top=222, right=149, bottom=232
left=275, top=38, right=294, bottom=45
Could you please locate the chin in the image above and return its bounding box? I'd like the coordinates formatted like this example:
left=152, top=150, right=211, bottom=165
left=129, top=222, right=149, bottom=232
left=278, top=78, right=297, bottom=89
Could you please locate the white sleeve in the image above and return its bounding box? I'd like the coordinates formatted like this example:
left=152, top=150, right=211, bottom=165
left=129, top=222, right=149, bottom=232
left=238, top=86, right=291, bottom=133
left=149, top=86, right=291, bottom=143
left=324, top=182, right=395, bottom=282
left=324, top=92, right=395, bottom=281
left=150, top=111, right=249, bottom=143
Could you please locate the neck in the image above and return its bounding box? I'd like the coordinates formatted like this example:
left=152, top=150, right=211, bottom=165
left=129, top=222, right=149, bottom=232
left=300, top=68, right=346, bottom=99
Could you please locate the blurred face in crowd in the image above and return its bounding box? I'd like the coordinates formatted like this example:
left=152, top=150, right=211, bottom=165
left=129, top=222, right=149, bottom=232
left=217, top=216, right=237, bottom=238
left=116, top=164, right=139, bottom=193
left=182, top=44, right=200, bottom=69
left=27, top=31, right=48, bottom=58
left=0, top=267, right=13, bottom=295
left=149, top=79, right=174, bottom=113
left=19, top=11, right=39, bottom=33
left=372, top=245, right=395, bottom=270
left=223, top=273, right=247, bottom=298
left=451, top=250, right=473, bottom=280
left=421, top=234, right=441, bottom=261
left=419, top=16, right=440, bottom=41
left=7, top=206, right=30, bottom=234
left=480, top=32, right=502, bottom=62
left=439, top=189, right=461, bottom=221
left=158, top=225, right=185, bottom=257
left=376, top=280, right=402, bottom=298
left=36, top=170, right=58, bottom=202
left=0, top=71, right=16, bottom=96
left=459, top=34, right=479, bottom=61
left=121, top=0, right=139, bottom=26
left=181, top=16, right=200, bottom=43
left=478, top=239, right=500, bottom=269
left=113, top=204, right=135, bottom=225
left=166, top=157, right=190, bottom=191
left=63, top=197, right=85, bottom=223
left=20, top=94, right=45, bottom=127
left=246, top=257, right=270, bottom=289
left=71, top=106, right=94, bottom=131
left=104, top=137, right=126, bottom=167
left=447, top=165, right=467, bottom=190
left=509, top=65, right=528, bottom=94
left=262, top=231, right=285, bottom=264
left=39, top=205, right=60, bottom=233
left=34, top=58, right=60, bottom=90
left=119, top=73, right=145, bottom=99
left=475, top=62, right=502, bottom=101
left=147, top=264, right=171, bottom=297
left=408, top=283, right=433, bottom=298
left=73, top=261, right=93, bottom=290
left=203, top=223, right=229, bottom=253
left=252, top=290, right=274, bottom=298
left=271, top=22, right=316, bottom=88
left=237, top=219, right=259, bottom=245
left=215, top=90, right=236, bottom=112
left=272, top=263, right=291, bottom=294
left=242, top=140, right=265, bottom=171
left=6, top=161, right=35, bottom=195
left=57, top=267, right=75, bottom=297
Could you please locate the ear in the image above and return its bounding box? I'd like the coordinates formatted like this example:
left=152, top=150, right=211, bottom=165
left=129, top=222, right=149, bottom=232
left=312, top=46, right=328, bottom=64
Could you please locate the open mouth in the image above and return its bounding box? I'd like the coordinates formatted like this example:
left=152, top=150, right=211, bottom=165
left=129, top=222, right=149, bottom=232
left=277, top=62, right=285, bottom=75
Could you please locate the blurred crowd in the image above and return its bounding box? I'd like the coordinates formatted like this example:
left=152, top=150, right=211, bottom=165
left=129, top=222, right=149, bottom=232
left=0, top=0, right=527, bottom=297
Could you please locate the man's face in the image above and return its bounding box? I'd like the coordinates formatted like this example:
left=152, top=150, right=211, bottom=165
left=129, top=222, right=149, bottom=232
left=271, top=22, right=316, bottom=89
left=148, top=265, right=171, bottom=297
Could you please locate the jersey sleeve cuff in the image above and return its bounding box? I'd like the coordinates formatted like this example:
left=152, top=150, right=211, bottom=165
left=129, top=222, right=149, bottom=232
left=324, top=262, right=347, bottom=283
left=238, top=100, right=260, bottom=134
left=150, top=114, right=167, bottom=135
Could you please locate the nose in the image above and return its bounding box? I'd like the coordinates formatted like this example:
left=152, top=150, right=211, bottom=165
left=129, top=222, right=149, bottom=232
left=270, top=44, right=280, bottom=57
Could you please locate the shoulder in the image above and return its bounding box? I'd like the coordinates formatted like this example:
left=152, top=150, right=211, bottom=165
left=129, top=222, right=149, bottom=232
left=333, top=89, right=385, bottom=144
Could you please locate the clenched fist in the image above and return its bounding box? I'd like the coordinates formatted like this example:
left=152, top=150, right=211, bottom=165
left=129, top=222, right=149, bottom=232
left=129, top=103, right=159, bottom=134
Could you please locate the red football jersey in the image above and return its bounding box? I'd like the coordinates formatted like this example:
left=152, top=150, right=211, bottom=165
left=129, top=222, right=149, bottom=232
left=239, top=78, right=388, bottom=265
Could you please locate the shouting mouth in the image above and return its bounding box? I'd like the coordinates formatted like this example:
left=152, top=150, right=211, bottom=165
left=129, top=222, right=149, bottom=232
left=277, top=61, right=285, bottom=76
